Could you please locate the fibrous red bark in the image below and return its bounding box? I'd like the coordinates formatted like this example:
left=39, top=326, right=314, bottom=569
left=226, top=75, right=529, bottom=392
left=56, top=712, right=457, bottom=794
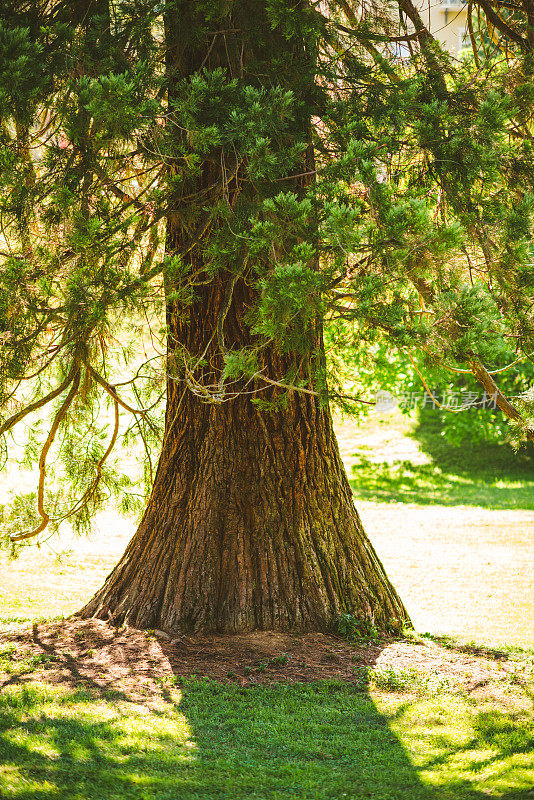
left=81, top=272, right=409, bottom=633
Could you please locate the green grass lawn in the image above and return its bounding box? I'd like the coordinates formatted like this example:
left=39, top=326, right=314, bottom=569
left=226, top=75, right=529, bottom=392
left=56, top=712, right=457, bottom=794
left=351, top=457, right=534, bottom=508
left=1, top=678, right=533, bottom=800
left=350, top=415, right=534, bottom=509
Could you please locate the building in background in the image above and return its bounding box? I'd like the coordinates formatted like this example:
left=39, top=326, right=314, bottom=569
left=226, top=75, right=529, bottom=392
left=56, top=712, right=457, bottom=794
left=423, top=0, right=469, bottom=54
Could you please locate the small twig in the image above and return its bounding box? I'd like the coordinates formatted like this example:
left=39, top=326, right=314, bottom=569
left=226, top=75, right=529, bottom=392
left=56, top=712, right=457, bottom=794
left=85, top=363, right=152, bottom=417
left=252, top=372, right=319, bottom=397
left=406, top=351, right=465, bottom=412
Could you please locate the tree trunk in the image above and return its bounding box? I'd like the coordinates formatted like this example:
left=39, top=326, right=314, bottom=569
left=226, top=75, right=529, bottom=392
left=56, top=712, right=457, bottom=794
left=80, top=0, right=410, bottom=634
left=81, top=274, right=408, bottom=633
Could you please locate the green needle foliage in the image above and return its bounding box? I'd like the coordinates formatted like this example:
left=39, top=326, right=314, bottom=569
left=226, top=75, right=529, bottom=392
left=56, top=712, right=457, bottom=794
left=1, top=0, right=534, bottom=547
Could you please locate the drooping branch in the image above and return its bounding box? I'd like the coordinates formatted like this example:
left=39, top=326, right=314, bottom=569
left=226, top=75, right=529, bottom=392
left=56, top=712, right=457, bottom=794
left=10, top=367, right=81, bottom=542
left=52, top=396, right=121, bottom=525
left=475, top=0, right=529, bottom=48
left=85, top=363, right=154, bottom=417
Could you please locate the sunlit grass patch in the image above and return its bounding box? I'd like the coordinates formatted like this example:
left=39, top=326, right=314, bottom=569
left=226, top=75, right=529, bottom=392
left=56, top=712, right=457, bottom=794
left=346, top=410, right=534, bottom=510
left=378, top=692, right=534, bottom=797
left=0, top=644, right=60, bottom=676
left=0, top=549, right=121, bottom=624
left=0, top=684, right=196, bottom=799
left=368, top=665, right=456, bottom=695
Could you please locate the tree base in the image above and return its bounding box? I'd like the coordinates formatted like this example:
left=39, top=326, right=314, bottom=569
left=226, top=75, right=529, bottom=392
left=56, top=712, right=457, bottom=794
left=80, top=388, right=409, bottom=635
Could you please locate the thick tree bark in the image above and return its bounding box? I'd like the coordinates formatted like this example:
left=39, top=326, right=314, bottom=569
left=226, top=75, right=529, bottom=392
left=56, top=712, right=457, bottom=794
left=81, top=274, right=409, bottom=633
left=81, top=366, right=409, bottom=633
left=80, top=0, right=410, bottom=634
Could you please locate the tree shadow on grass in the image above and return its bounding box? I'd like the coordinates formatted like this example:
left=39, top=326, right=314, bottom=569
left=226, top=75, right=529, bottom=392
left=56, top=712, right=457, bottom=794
left=177, top=677, right=534, bottom=800
left=349, top=415, right=534, bottom=509
left=349, top=457, right=534, bottom=508
left=413, top=414, right=534, bottom=481
left=1, top=645, right=533, bottom=799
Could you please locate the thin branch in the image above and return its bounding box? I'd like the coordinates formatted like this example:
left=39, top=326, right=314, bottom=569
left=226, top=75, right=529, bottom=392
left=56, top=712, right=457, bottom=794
left=217, top=274, right=239, bottom=358
left=334, top=21, right=425, bottom=43
left=0, top=362, right=79, bottom=438
left=476, top=0, right=528, bottom=47
left=405, top=350, right=461, bottom=411
left=251, top=372, right=320, bottom=397
left=469, top=357, right=534, bottom=441
left=85, top=363, right=153, bottom=416
left=11, top=369, right=81, bottom=542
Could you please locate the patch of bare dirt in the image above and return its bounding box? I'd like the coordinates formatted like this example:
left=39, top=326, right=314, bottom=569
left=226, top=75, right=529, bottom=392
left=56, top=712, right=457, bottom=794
left=1, top=620, right=532, bottom=707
